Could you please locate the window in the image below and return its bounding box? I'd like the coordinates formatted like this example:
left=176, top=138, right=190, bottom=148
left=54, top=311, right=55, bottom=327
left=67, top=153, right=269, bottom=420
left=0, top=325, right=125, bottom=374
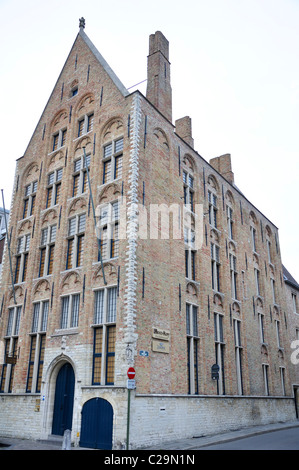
left=102, top=138, right=123, bottom=184
left=262, top=363, right=269, bottom=396
left=226, top=205, right=233, bottom=239
left=258, top=313, right=265, bottom=344
left=92, top=286, right=117, bottom=385
left=77, top=113, right=94, bottom=137
left=26, top=301, right=48, bottom=393
left=271, top=278, right=276, bottom=304
left=39, top=225, right=56, bottom=277
left=183, top=170, right=194, bottom=212
left=66, top=214, right=86, bottom=269
left=52, top=128, right=67, bottom=152
left=15, top=234, right=30, bottom=283
left=280, top=367, right=286, bottom=396
left=211, top=243, right=220, bottom=292
left=208, top=190, right=217, bottom=228
left=254, top=268, right=260, bottom=296
left=230, top=254, right=238, bottom=300
left=275, top=319, right=282, bottom=349
left=267, top=239, right=272, bottom=264
left=46, top=169, right=62, bottom=208
left=233, top=319, right=243, bottom=395
left=186, top=303, right=199, bottom=394
left=0, top=305, right=22, bottom=393
left=72, top=154, right=91, bottom=197
left=98, top=201, right=119, bottom=261
left=292, top=293, right=298, bottom=314
left=23, top=181, right=37, bottom=219
left=60, top=294, right=80, bottom=329
left=214, top=312, right=225, bottom=395
left=250, top=226, right=257, bottom=252
left=184, top=226, right=196, bottom=280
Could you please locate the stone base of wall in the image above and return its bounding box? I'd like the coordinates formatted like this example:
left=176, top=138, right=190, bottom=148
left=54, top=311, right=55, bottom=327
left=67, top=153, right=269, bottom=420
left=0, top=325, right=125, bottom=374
left=130, top=394, right=297, bottom=449
left=0, top=392, right=296, bottom=449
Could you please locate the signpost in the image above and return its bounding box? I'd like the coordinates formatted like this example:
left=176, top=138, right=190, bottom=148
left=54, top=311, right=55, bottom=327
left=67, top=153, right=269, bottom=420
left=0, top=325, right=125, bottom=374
left=126, top=367, right=136, bottom=450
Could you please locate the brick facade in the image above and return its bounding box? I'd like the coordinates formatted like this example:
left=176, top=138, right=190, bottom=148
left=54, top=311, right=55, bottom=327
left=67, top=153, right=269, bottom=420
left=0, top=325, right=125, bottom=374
left=0, top=21, right=297, bottom=449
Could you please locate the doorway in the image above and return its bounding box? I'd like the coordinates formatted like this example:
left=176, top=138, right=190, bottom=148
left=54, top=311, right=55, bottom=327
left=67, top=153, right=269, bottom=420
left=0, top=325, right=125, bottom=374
left=52, top=363, right=75, bottom=436
left=80, top=398, right=113, bottom=449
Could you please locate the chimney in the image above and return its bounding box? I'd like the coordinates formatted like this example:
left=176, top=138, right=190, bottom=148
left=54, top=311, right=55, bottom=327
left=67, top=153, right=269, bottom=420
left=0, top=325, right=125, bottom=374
left=146, top=31, right=172, bottom=122
left=209, top=154, right=234, bottom=184
left=175, top=116, right=194, bottom=148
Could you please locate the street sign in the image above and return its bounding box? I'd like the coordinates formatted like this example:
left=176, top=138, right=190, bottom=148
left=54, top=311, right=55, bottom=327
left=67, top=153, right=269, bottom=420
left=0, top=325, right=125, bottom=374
left=127, top=367, right=135, bottom=379
left=139, top=350, right=149, bottom=357
left=127, top=379, right=136, bottom=389
left=211, top=364, right=220, bottom=380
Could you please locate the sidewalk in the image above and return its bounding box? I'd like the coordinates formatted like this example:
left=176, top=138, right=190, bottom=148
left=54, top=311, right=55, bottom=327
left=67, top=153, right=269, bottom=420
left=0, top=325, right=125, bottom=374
left=0, top=420, right=298, bottom=450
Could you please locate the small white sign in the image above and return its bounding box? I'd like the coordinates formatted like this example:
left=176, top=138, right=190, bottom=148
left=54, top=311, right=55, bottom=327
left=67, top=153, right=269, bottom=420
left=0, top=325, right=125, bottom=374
left=127, top=379, right=136, bottom=389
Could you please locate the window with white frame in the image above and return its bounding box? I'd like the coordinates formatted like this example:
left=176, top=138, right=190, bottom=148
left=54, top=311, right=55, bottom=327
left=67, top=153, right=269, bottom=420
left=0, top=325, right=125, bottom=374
left=60, top=294, right=80, bottom=329
left=226, top=205, right=234, bottom=240
left=26, top=300, right=48, bottom=393
left=208, top=190, right=217, bottom=228
left=52, top=128, right=67, bottom=152
left=184, top=226, right=196, bottom=280
left=271, top=278, right=276, bottom=304
left=46, top=169, right=63, bottom=208
left=77, top=113, right=94, bottom=137
left=250, top=226, right=257, bottom=253
left=72, top=154, right=91, bottom=197
left=66, top=214, right=86, bottom=269
left=39, top=225, right=56, bottom=277
left=214, top=312, right=225, bottom=395
left=102, top=138, right=123, bottom=184
left=0, top=305, right=22, bottom=393
left=230, top=253, right=238, bottom=300
left=183, top=170, right=194, bottom=212
left=275, top=319, right=282, bottom=349
left=15, top=234, right=30, bottom=283
left=92, top=286, right=117, bottom=385
left=258, top=312, right=265, bottom=344
left=211, top=243, right=220, bottom=292
left=254, top=267, right=261, bottom=296
left=23, top=181, right=37, bottom=219
left=186, top=303, right=199, bottom=395
left=233, top=319, right=243, bottom=395
left=98, top=201, right=119, bottom=261
left=292, top=293, right=298, bottom=314
left=262, top=363, right=269, bottom=395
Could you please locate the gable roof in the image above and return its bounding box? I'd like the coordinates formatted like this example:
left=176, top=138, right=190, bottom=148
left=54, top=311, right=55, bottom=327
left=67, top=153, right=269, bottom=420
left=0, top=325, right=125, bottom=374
left=283, top=265, right=299, bottom=290
left=78, top=28, right=129, bottom=97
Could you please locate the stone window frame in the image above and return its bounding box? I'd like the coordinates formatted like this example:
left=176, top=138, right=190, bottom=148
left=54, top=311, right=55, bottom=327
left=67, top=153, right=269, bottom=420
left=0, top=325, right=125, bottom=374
left=186, top=302, right=199, bottom=395
left=0, top=305, right=22, bottom=393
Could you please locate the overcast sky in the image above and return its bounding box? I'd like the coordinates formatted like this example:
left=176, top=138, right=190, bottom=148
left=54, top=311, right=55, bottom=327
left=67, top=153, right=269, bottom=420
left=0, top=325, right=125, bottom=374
left=0, top=0, right=298, bottom=280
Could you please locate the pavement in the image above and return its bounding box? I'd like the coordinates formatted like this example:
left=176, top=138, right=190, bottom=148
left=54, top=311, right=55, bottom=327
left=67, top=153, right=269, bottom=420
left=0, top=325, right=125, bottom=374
left=0, top=419, right=299, bottom=451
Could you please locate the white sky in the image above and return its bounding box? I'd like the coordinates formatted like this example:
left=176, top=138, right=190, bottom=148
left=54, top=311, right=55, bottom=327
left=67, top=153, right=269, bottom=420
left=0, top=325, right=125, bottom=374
left=0, top=0, right=298, bottom=280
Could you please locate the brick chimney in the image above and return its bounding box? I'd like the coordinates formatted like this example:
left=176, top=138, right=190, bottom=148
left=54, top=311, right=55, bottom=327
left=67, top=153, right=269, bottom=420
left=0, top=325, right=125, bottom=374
left=146, top=31, right=172, bottom=122
left=175, top=116, right=194, bottom=148
left=209, top=154, right=234, bottom=184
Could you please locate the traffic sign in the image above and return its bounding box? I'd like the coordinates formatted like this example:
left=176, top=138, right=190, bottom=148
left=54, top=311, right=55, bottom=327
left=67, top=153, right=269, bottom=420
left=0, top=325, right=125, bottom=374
left=127, top=379, right=136, bottom=389
left=127, top=367, right=135, bottom=379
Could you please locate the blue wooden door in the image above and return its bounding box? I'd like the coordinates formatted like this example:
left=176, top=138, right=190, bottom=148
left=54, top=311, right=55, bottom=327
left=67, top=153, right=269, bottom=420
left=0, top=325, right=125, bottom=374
left=52, top=363, right=75, bottom=436
left=80, top=398, right=113, bottom=449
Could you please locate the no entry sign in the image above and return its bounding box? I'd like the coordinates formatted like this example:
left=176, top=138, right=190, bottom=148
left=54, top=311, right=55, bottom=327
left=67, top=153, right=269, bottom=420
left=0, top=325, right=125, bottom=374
left=127, top=367, right=135, bottom=379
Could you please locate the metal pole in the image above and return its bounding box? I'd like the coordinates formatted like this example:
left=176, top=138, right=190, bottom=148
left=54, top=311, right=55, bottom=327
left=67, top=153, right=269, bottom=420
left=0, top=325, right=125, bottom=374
left=126, top=388, right=131, bottom=450
left=1, top=190, right=16, bottom=304
left=83, top=148, right=106, bottom=285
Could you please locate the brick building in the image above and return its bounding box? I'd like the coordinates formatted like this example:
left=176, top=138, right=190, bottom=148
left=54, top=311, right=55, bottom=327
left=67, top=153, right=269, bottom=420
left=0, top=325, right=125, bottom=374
left=0, top=20, right=297, bottom=449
